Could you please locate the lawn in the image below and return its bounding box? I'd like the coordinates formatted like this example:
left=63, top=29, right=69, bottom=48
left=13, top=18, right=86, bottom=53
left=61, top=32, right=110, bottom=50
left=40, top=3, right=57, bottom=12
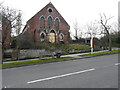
left=79, top=50, right=120, bottom=57
left=2, top=57, right=72, bottom=68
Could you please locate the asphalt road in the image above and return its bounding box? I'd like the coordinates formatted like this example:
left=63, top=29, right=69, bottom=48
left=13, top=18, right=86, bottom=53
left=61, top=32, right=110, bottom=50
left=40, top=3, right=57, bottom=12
left=2, top=54, right=119, bottom=88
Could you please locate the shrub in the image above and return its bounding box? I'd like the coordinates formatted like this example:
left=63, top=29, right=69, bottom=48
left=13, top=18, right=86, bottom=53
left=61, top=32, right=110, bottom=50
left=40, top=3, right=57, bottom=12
left=17, top=33, right=35, bottom=49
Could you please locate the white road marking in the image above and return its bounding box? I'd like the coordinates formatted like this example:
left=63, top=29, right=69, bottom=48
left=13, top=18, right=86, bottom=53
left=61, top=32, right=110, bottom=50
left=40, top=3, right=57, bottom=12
left=27, top=68, right=95, bottom=84
left=114, top=63, right=120, bottom=66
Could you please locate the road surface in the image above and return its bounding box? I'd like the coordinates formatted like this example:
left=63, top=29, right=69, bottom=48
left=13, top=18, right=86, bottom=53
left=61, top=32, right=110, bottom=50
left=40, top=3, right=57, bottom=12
left=2, top=54, right=119, bottom=88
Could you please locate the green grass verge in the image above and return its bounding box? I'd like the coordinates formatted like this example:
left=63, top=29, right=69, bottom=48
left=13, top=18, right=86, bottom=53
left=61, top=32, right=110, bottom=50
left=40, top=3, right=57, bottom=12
left=2, top=57, right=72, bottom=68
left=79, top=50, right=120, bottom=57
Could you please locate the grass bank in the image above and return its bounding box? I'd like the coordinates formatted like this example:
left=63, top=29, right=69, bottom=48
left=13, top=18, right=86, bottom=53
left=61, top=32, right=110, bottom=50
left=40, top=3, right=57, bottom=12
left=2, top=57, right=72, bottom=68
left=78, top=50, right=120, bottom=57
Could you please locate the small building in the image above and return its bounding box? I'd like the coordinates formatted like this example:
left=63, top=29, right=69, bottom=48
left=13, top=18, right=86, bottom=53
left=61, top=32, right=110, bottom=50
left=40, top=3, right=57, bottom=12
left=22, top=2, right=70, bottom=43
left=85, top=38, right=91, bottom=44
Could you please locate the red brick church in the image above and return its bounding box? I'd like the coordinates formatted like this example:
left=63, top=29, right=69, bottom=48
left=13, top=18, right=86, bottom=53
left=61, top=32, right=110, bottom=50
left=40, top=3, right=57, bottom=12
left=22, top=2, right=70, bottom=43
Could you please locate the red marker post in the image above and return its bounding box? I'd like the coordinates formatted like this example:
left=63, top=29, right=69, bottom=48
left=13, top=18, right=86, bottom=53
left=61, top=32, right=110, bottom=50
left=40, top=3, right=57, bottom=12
left=91, top=30, right=94, bottom=54
left=93, top=39, right=94, bottom=49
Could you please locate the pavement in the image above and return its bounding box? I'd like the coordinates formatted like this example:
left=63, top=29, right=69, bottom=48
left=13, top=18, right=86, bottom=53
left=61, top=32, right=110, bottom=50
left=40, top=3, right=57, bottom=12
left=3, top=50, right=109, bottom=64
left=61, top=50, right=109, bottom=58
left=2, top=54, right=119, bottom=88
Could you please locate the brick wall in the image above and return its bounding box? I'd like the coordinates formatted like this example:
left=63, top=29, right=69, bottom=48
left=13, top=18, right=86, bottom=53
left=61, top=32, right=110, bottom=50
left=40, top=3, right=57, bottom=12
left=23, top=2, right=70, bottom=43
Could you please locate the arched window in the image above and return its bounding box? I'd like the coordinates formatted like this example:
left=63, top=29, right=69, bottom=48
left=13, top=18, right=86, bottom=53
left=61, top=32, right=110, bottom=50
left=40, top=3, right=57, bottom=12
left=47, top=16, right=53, bottom=28
left=49, top=30, right=56, bottom=43
left=59, top=33, right=64, bottom=41
left=40, top=16, right=45, bottom=29
left=40, top=32, right=46, bottom=41
left=55, top=18, right=59, bottom=30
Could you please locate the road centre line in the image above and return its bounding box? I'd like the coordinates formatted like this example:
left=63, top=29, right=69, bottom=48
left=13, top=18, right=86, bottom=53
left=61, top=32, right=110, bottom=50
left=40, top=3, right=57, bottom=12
left=114, top=63, right=120, bottom=66
left=27, top=68, right=95, bottom=84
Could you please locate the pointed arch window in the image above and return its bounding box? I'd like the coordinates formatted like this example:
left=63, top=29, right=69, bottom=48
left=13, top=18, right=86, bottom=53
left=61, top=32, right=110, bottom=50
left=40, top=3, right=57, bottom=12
left=55, top=18, right=59, bottom=30
left=40, top=32, right=46, bottom=41
left=47, top=16, right=53, bottom=28
left=40, top=16, right=45, bottom=29
left=59, top=33, right=64, bottom=41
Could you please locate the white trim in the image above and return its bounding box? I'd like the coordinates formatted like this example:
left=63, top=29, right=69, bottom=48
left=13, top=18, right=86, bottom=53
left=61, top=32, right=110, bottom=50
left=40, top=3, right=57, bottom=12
left=54, top=17, right=60, bottom=22
left=49, top=28, right=57, bottom=36
left=40, top=15, right=45, bottom=19
left=59, top=33, right=64, bottom=37
left=40, top=31, right=46, bottom=41
left=39, top=15, right=46, bottom=20
left=47, top=15, right=53, bottom=20
left=40, top=31, right=46, bottom=36
left=47, top=7, right=53, bottom=12
left=59, top=33, right=64, bottom=41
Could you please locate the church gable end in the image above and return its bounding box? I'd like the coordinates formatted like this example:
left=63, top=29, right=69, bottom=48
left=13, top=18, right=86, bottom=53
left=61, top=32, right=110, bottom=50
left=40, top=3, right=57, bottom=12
left=22, top=2, right=70, bottom=43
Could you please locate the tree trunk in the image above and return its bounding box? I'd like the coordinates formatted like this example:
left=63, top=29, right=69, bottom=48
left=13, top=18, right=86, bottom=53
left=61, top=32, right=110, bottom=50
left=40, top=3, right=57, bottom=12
left=108, top=35, right=112, bottom=51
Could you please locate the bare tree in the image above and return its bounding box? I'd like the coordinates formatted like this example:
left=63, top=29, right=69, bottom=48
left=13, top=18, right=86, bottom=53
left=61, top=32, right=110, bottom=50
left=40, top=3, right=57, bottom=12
left=2, top=6, right=18, bottom=28
left=15, top=11, right=22, bottom=60
left=15, top=11, right=22, bottom=36
left=1, top=3, right=23, bottom=35
left=73, top=20, right=80, bottom=40
left=85, top=22, right=99, bottom=38
left=1, top=3, right=22, bottom=49
left=99, top=13, right=114, bottom=51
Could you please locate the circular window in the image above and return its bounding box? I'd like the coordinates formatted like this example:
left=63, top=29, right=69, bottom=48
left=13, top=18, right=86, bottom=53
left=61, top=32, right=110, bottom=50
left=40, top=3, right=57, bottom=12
left=48, top=8, right=52, bottom=13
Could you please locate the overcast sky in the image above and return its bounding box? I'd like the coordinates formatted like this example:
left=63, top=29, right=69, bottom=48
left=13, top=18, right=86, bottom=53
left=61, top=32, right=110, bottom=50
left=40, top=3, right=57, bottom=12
left=2, top=0, right=119, bottom=37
